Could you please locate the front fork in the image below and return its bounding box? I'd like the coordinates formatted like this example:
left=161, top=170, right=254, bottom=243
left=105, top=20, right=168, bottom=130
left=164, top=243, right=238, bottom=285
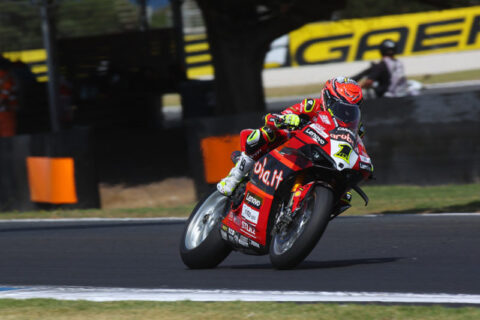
left=273, top=174, right=352, bottom=235
left=273, top=175, right=316, bottom=234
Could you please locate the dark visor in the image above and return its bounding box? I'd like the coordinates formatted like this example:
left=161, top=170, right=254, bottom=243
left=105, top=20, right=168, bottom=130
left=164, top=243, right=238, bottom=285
left=329, top=101, right=361, bottom=130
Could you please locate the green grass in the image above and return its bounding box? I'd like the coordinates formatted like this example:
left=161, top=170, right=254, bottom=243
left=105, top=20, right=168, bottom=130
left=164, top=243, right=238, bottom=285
left=349, top=183, right=480, bottom=215
left=0, top=299, right=479, bottom=320
left=410, top=68, right=480, bottom=84
left=0, top=184, right=479, bottom=220
left=0, top=205, right=195, bottom=220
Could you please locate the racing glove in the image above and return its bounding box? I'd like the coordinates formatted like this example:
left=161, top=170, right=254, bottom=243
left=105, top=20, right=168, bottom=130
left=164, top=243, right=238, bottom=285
left=280, top=114, right=300, bottom=128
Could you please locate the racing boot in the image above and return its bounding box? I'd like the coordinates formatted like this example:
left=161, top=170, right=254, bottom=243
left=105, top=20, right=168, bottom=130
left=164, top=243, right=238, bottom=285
left=217, top=152, right=254, bottom=196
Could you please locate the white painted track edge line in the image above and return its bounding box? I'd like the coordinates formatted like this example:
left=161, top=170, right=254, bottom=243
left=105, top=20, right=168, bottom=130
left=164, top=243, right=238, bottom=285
left=0, top=217, right=188, bottom=223
left=0, top=213, right=478, bottom=223
left=1, top=286, right=480, bottom=304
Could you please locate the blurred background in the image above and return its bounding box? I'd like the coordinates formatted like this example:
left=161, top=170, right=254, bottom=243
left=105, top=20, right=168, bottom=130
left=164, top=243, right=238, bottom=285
left=0, top=0, right=479, bottom=212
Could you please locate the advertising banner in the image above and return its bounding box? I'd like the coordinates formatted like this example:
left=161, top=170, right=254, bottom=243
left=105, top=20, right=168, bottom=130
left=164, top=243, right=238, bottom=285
left=185, top=6, right=480, bottom=77
left=2, top=6, right=480, bottom=80
left=289, top=6, right=480, bottom=66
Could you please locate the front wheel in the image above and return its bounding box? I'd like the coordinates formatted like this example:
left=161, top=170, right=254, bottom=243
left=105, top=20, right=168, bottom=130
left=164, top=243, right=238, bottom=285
left=269, top=185, right=334, bottom=269
left=180, top=190, right=232, bottom=269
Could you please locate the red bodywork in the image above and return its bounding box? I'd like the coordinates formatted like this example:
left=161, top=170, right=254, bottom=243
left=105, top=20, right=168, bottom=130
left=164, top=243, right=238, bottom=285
left=220, top=110, right=372, bottom=252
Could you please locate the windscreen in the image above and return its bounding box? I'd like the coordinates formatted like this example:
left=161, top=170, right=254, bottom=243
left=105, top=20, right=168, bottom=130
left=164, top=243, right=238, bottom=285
left=329, top=101, right=361, bottom=131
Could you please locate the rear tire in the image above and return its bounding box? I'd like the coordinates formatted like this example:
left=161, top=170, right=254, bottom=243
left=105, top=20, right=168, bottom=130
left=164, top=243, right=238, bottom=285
left=269, top=185, right=334, bottom=269
left=180, top=190, right=232, bottom=269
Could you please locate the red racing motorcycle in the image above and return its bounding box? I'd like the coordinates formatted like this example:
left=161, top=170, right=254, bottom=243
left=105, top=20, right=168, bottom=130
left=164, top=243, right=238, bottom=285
left=180, top=104, right=373, bottom=269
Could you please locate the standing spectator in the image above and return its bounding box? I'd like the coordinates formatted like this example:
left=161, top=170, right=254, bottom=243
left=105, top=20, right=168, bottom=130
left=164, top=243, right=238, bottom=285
left=352, top=39, right=422, bottom=98
left=0, top=63, right=18, bottom=137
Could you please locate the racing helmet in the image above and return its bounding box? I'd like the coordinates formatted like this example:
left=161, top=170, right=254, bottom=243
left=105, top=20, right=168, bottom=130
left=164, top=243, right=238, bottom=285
left=322, top=77, right=362, bottom=130
left=379, top=39, right=397, bottom=56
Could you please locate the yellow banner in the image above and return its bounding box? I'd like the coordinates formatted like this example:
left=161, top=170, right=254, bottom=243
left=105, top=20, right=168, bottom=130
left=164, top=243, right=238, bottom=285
left=290, top=6, right=480, bottom=65
left=3, top=6, right=480, bottom=80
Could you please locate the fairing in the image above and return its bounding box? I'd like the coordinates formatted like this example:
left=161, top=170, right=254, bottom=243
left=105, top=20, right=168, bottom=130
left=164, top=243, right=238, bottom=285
left=221, top=110, right=372, bottom=254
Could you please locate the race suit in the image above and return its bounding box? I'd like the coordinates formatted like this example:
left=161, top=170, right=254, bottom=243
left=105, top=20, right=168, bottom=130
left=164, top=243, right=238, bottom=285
left=240, top=98, right=324, bottom=161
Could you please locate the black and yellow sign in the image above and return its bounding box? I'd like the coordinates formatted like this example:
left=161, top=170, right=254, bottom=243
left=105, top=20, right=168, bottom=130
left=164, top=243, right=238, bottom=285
left=185, top=6, right=480, bottom=77
left=3, top=6, right=480, bottom=80
left=2, top=49, right=48, bottom=82
left=290, top=6, right=480, bottom=66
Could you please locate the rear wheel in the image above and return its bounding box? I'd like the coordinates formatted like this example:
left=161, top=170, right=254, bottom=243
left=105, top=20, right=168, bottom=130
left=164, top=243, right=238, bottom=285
left=180, top=190, right=232, bottom=269
left=269, top=185, right=334, bottom=269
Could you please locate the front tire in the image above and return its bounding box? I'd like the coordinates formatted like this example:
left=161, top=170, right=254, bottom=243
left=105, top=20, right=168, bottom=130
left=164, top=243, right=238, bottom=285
left=180, top=190, right=232, bottom=269
left=269, top=185, right=334, bottom=269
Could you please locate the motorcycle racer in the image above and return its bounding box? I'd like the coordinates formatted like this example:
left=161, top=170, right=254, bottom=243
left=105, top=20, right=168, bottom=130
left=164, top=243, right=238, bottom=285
left=217, top=77, right=367, bottom=200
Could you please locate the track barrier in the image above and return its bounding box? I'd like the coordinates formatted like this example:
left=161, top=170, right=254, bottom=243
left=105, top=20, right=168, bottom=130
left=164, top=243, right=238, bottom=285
left=0, top=127, right=99, bottom=212
left=187, top=88, right=480, bottom=197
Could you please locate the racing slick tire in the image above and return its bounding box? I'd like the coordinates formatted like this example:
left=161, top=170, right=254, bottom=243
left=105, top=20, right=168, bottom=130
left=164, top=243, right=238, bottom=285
left=180, top=190, right=232, bottom=269
left=269, top=185, right=334, bottom=269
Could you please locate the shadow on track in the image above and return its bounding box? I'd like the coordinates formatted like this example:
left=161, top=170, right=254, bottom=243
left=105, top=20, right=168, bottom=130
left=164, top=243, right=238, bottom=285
left=222, top=257, right=403, bottom=270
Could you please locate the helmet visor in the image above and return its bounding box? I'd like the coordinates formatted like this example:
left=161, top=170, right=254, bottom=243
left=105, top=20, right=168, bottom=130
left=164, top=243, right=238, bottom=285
left=329, top=101, right=361, bottom=131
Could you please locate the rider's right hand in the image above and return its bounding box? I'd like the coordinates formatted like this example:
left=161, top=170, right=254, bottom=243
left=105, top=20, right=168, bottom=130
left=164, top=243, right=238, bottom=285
left=279, top=114, right=300, bottom=128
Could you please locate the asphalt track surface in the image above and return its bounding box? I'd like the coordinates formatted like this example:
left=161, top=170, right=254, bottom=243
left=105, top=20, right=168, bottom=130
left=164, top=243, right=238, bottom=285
left=1, top=214, right=479, bottom=295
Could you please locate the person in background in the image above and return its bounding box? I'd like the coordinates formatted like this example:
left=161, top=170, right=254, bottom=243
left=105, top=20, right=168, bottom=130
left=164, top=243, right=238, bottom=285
left=352, top=39, right=422, bottom=98
left=0, top=58, right=18, bottom=137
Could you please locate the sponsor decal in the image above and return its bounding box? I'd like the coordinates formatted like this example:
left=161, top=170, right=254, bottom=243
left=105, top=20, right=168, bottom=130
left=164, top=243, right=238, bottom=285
left=245, top=192, right=262, bottom=209
left=334, top=144, right=353, bottom=163
left=320, top=115, right=331, bottom=125
left=222, top=224, right=228, bottom=231
left=241, top=221, right=256, bottom=236
left=304, top=127, right=327, bottom=146
left=310, top=123, right=329, bottom=138
left=360, top=154, right=371, bottom=164
left=360, top=162, right=373, bottom=171
left=336, top=127, right=355, bottom=136
left=239, top=158, right=246, bottom=171
left=228, top=227, right=235, bottom=236
left=238, top=235, right=249, bottom=247
left=249, top=240, right=261, bottom=248
left=253, top=158, right=284, bottom=190
left=242, top=204, right=260, bottom=225
left=330, top=132, right=354, bottom=145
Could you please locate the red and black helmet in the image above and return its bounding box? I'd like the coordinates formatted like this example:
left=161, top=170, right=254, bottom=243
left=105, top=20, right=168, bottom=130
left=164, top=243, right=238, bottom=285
left=322, top=77, right=363, bottom=129
left=322, top=77, right=363, bottom=107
